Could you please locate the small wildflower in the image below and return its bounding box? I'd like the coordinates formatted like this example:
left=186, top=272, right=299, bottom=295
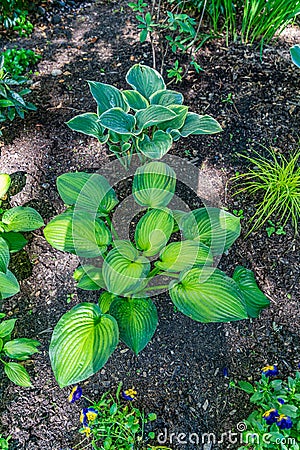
left=82, top=426, right=91, bottom=437
left=277, top=398, right=285, bottom=405
left=68, top=385, right=82, bottom=403
left=262, top=408, right=279, bottom=425
left=80, top=407, right=98, bottom=427
left=121, top=388, right=137, bottom=401
left=261, top=365, right=278, bottom=377
left=276, top=414, right=293, bottom=430
left=223, top=367, right=229, bottom=377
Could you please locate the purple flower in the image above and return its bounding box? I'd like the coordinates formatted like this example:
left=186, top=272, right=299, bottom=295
left=261, top=365, right=278, bottom=377
left=223, top=367, right=229, bottom=377
left=277, top=398, right=285, bottom=405
left=80, top=407, right=98, bottom=427
left=276, top=414, right=293, bottom=430
left=262, top=409, right=279, bottom=425
left=68, top=385, right=82, bottom=403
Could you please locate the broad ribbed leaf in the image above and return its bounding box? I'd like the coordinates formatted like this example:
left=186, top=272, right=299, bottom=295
left=0, top=318, right=17, bottom=338
left=0, top=270, right=20, bottom=299
left=156, top=240, right=213, bottom=272
left=109, top=297, right=158, bottom=354
left=172, top=210, right=188, bottom=232
left=137, top=130, right=172, bottom=159
left=181, top=207, right=241, bottom=255
left=50, top=303, right=119, bottom=387
left=73, top=265, right=106, bottom=290
left=0, top=231, right=27, bottom=253
left=290, top=45, right=300, bottom=68
left=126, top=64, right=166, bottom=100
left=103, top=240, right=150, bottom=296
left=157, top=105, right=188, bottom=132
left=100, top=108, right=135, bottom=134
left=2, top=207, right=44, bottom=232
left=122, top=90, right=149, bottom=111
left=3, top=338, right=40, bottom=360
left=44, top=210, right=111, bottom=258
left=169, top=267, right=247, bottom=322
left=135, top=208, right=174, bottom=257
left=0, top=237, right=9, bottom=272
left=133, top=162, right=176, bottom=208
left=0, top=173, right=11, bottom=198
left=233, top=266, right=269, bottom=318
left=136, top=105, right=176, bottom=131
left=66, top=113, right=107, bottom=142
left=99, top=292, right=117, bottom=314
left=179, top=112, right=222, bottom=136
left=88, top=81, right=129, bottom=114
left=4, top=362, right=32, bottom=387
left=57, top=172, right=118, bottom=215
left=149, top=89, right=183, bottom=106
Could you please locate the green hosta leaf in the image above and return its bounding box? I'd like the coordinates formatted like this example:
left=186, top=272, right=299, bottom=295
left=2, top=207, right=44, bottom=232
left=181, top=207, right=241, bottom=255
left=149, top=89, right=183, bottom=106
left=66, top=113, right=108, bottom=143
left=0, top=231, right=27, bottom=253
left=156, top=240, right=213, bottom=272
left=88, top=81, right=129, bottom=114
left=133, top=161, right=176, bottom=208
left=172, top=210, right=188, bottom=232
left=179, top=112, right=222, bottom=136
left=126, top=64, right=166, bottom=100
left=50, top=303, right=119, bottom=387
left=157, top=105, right=188, bottom=132
left=4, top=362, right=32, bottom=387
left=0, top=270, right=20, bottom=299
left=0, top=318, right=17, bottom=338
left=232, top=266, right=269, bottom=318
left=109, top=297, right=158, bottom=354
left=0, top=237, right=10, bottom=272
left=122, top=90, right=149, bottom=111
left=100, top=108, right=135, bottom=134
left=0, top=173, right=11, bottom=198
left=73, top=265, right=106, bottom=290
left=99, top=292, right=117, bottom=314
left=137, top=130, right=172, bottom=159
left=290, top=45, right=300, bottom=68
left=3, top=338, right=40, bottom=360
left=135, top=105, right=176, bottom=131
left=57, top=172, right=118, bottom=215
left=135, top=208, right=174, bottom=257
left=44, top=210, right=111, bottom=258
left=103, top=240, right=150, bottom=296
left=169, top=267, right=247, bottom=322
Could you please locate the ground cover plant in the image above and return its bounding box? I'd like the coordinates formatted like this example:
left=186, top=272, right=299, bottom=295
left=1, top=48, right=41, bottom=77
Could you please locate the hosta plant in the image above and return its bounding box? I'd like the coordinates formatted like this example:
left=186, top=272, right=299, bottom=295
left=67, top=64, right=222, bottom=168
left=44, top=161, right=269, bottom=387
left=0, top=172, right=44, bottom=299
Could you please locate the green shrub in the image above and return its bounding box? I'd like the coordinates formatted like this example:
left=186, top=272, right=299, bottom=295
left=2, top=48, right=41, bottom=77
left=0, top=0, right=31, bottom=31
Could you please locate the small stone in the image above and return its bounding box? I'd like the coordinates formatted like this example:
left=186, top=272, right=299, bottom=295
left=42, top=183, right=50, bottom=189
left=51, top=69, right=62, bottom=77
left=37, top=6, right=46, bottom=15
left=52, top=14, right=61, bottom=24
left=203, top=399, right=209, bottom=411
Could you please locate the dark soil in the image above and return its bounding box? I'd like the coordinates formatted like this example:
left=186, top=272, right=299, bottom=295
left=0, top=1, right=299, bottom=449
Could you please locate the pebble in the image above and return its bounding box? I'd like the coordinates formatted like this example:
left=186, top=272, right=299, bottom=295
left=52, top=14, right=61, bottom=24
left=37, top=6, right=46, bottom=15
left=51, top=69, right=62, bottom=77
left=42, top=183, right=50, bottom=189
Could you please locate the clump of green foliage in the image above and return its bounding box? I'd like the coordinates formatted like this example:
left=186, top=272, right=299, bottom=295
left=2, top=48, right=41, bottom=77
left=0, top=0, right=33, bottom=34
left=0, top=434, right=10, bottom=450
left=232, top=148, right=300, bottom=235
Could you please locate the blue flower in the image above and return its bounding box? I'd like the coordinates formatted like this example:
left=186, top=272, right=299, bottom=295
left=80, top=407, right=98, bottom=427
left=261, top=365, right=278, bottom=377
left=277, top=398, right=285, bottom=405
left=262, top=409, right=279, bottom=425
left=276, top=414, right=293, bottom=430
left=121, top=388, right=137, bottom=401
left=68, top=385, right=82, bottom=403
left=223, top=367, right=229, bottom=377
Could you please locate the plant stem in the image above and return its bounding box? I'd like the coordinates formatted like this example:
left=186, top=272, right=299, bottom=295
left=106, top=216, right=119, bottom=240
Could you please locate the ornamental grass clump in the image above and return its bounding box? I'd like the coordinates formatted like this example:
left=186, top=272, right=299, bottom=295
left=232, top=148, right=300, bottom=235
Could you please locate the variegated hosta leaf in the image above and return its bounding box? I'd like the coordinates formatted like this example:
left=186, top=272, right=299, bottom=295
left=109, top=297, right=158, bottom=354
left=102, top=240, right=150, bottom=296
left=179, top=112, right=222, bottom=136
left=232, top=266, right=269, bottom=318
left=44, top=210, right=111, bottom=258
left=2, top=207, right=44, bottom=232
left=169, top=267, right=247, bottom=323
left=156, top=240, right=213, bottom=273
left=137, top=130, right=172, bottom=159
left=135, top=208, right=174, bottom=257
left=149, top=89, right=183, bottom=106
left=181, top=207, right=241, bottom=255
left=73, top=265, right=106, bottom=290
left=88, top=81, right=129, bottom=114
left=0, top=232, right=27, bottom=253
left=50, top=303, right=119, bottom=387
left=122, top=90, right=149, bottom=111
left=133, top=161, right=176, bottom=208
left=57, top=172, right=118, bottom=215
left=135, top=105, right=176, bottom=132
left=99, top=291, right=118, bottom=314
left=291, top=45, right=300, bottom=68
left=157, top=105, right=188, bottom=132
left=0, top=237, right=10, bottom=273
left=100, top=108, right=136, bottom=135
left=172, top=210, right=188, bottom=232
left=0, top=173, right=11, bottom=198
left=66, top=113, right=108, bottom=143
left=126, top=64, right=166, bottom=100
left=0, top=270, right=20, bottom=299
